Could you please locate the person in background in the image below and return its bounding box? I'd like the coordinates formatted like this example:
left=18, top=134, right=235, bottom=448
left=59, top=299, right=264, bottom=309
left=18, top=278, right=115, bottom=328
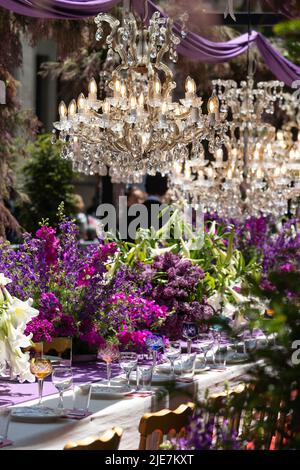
left=143, top=173, right=168, bottom=231
left=122, top=186, right=146, bottom=242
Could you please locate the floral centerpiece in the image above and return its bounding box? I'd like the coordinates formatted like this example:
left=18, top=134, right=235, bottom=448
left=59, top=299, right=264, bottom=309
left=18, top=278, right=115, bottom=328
left=0, top=273, right=39, bottom=382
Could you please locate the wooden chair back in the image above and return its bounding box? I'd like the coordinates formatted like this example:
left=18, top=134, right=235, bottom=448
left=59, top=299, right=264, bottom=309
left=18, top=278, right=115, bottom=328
left=138, top=402, right=194, bottom=450
left=64, top=427, right=123, bottom=451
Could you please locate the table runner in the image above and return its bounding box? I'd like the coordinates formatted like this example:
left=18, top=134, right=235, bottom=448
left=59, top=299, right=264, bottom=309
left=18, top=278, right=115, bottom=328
left=0, top=362, right=120, bottom=407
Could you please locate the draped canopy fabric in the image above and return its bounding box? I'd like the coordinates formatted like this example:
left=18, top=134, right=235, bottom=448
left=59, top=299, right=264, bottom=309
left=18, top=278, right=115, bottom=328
left=0, top=0, right=300, bottom=86
left=0, top=0, right=121, bottom=19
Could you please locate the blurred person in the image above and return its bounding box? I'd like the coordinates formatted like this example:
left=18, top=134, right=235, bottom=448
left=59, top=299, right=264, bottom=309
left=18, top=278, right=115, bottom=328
left=120, top=186, right=146, bottom=242
left=143, top=173, right=169, bottom=232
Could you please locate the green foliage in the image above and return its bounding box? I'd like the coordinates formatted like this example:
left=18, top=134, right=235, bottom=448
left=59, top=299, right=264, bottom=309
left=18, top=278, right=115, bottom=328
left=19, top=134, right=76, bottom=232
left=273, top=20, right=300, bottom=63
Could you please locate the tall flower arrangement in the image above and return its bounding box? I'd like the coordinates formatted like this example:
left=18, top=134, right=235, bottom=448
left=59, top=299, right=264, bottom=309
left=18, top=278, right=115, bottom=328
left=0, top=273, right=39, bottom=382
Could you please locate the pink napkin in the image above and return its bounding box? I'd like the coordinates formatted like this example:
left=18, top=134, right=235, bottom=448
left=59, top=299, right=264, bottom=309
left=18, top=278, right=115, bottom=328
left=60, top=410, right=92, bottom=420
left=176, top=377, right=196, bottom=383
left=0, top=439, right=13, bottom=448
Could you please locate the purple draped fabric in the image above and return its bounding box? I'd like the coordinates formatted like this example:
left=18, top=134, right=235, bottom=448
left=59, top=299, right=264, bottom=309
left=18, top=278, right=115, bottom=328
left=0, top=0, right=299, bottom=85
left=140, top=0, right=300, bottom=86
left=0, top=0, right=121, bottom=19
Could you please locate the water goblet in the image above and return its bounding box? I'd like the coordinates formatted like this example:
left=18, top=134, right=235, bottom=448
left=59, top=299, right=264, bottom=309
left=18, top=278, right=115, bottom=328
left=119, top=352, right=138, bottom=388
left=30, top=357, right=53, bottom=407
left=52, top=367, right=73, bottom=412
left=98, top=344, right=119, bottom=387
left=164, top=341, right=181, bottom=378
left=182, top=321, right=199, bottom=354
left=145, top=334, right=164, bottom=369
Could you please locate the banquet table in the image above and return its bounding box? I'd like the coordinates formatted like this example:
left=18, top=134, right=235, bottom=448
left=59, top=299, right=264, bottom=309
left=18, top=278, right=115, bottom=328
left=0, top=361, right=254, bottom=450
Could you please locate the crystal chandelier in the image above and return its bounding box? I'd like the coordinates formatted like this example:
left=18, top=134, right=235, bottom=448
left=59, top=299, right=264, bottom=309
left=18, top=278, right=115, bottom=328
left=53, top=7, right=228, bottom=183
left=169, top=77, right=300, bottom=219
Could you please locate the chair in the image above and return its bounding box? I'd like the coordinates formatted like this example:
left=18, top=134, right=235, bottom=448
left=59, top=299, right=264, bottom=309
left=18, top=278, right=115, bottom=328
left=64, top=427, right=123, bottom=450
left=138, top=402, right=195, bottom=450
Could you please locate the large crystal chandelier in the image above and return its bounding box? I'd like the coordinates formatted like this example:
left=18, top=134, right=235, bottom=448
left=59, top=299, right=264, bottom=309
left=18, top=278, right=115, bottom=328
left=53, top=6, right=228, bottom=183
left=170, top=77, right=300, bottom=219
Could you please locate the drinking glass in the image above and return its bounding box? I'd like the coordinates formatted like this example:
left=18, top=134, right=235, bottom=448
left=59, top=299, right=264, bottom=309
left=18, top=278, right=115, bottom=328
left=213, top=344, right=228, bottom=370
left=73, top=383, right=92, bottom=415
left=98, top=344, right=119, bottom=387
left=145, top=334, right=164, bottom=369
left=30, top=357, right=53, bottom=406
left=119, top=352, right=138, bottom=388
left=180, top=352, right=197, bottom=379
left=182, top=321, right=199, bottom=354
left=137, top=364, right=153, bottom=391
left=52, top=367, right=73, bottom=412
left=0, top=408, right=11, bottom=444
left=164, top=341, right=181, bottom=378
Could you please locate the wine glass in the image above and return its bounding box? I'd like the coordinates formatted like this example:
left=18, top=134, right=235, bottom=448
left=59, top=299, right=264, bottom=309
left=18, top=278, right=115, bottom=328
left=164, top=341, right=181, bottom=378
left=30, top=357, right=53, bottom=407
left=182, top=321, right=199, bottom=354
left=119, top=352, right=138, bottom=388
left=98, top=344, right=119, bottom=387
left=145, top=334, right=164, bottom=369
left=52, top=367, right=73, bottom=412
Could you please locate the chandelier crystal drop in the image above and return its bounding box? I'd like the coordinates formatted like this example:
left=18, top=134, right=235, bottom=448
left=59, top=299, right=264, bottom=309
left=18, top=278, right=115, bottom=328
left=53, top=10, right=228, bottom=183
left=169, top=77, right=300, bottom=219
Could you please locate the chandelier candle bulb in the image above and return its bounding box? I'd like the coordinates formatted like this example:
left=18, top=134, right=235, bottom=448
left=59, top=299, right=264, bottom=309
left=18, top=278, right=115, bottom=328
left=88, top=78, right=97, bottom=100
left=68, top=100, right=77, bottom=117
left=59, top=101, right=67, bottom=121
left=185, top=76, right=196, bottom=100
left=77, top=93, right=86, bottom=113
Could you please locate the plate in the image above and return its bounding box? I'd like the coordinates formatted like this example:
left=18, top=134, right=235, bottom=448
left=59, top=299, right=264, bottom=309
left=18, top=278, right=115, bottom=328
left=11, top=406, right=61, bottom=423
left=91, top=384, right=135, bottom=398
left=129, top=371, right=176, bottom=384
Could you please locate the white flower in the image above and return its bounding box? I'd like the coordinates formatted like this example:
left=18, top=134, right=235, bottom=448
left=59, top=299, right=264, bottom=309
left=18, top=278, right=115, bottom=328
left=207, top=293, right=223, bottom=312
left=0, top=273, right=12, bottom=286
left=7, top=298, right=39, bottom=329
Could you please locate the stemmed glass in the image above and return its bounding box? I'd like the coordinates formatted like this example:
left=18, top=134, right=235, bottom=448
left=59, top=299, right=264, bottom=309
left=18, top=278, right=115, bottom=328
left=182, top=321, right=199, bottom=354
left=119, top=352, right=138, bottom=388
left=30, top=357, right=53, bottom=407
left=52, top=367, right=73, bottom=413
left=145, top=334, right=164, bottom=369
left=164, top=341, right=181, bottom=378
left=98, top=344, right=119, bottom=387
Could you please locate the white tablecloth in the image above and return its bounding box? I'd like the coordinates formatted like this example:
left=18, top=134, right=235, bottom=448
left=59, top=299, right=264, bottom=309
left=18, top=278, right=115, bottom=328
left=5, top=363, right=253, bottom=450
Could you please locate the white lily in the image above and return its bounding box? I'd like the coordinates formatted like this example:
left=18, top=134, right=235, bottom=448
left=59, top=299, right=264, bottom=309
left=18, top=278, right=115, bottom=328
left=0, top=274, right=39, bottom=382
left=0, top=273, right=12, bottom=287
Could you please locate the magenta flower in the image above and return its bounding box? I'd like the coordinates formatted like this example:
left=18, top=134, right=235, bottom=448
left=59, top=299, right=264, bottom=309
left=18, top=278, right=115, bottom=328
left=76, top=265, right=96, bottom=287
left=36, top=225, right=60, bottom=266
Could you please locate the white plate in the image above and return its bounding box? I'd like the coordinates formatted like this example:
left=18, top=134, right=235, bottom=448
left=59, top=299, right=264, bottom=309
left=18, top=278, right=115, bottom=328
left=11, top=406, right=61, bottom=423
left=91, top=384, right=135, bottom=398
left=129, top=371, right=176, bottom=384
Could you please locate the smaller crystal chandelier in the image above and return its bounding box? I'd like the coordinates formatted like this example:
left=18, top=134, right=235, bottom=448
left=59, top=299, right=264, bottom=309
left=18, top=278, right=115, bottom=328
left=169, top=77, right=300, bottom=219
left=53, top=7, right=228, bottom=183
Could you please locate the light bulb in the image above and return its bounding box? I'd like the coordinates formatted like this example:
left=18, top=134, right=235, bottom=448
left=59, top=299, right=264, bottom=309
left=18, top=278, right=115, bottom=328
left=232, top=148, right=238, bottom=158
left=184, top=165, right=191, bottom=179
left=257, top=167, right=264, bottom=179
left=208, top=93, right=219, bottom=114
left=130, top=96, right=137, bottom=109
left=274, top=167, right=280, bottom=177
left=153, top=76, right=161, bottom=95
left=68, top=99, right=77, bottom=117
left=120, top=83, right=127, bottom=98
left=276, top=130, right=284, bottom=141
left=138, top=93, right=144, bottom=108
left=161, top=102, right=168, bottom=114
left=185, top=76, right=196, bottom=94
left=227, top=168, right=233, bottom=179
left=216, top=149, right=223, bottom=160
left=103, top=101, right=110, bottom=114
left=114, top=78, right=121, bottom=94
left=77, top=93, right=85, bottom=111
left=206, top=167, right=214, bottom=178
left=88, top=77, right=97, bottom=97
left=281, top=164, right=287, bottom=175
left=141, top=134, right=148, bottom=147
left=289, top=149, right=296, bottom=160
left=59, top=101, right=67, bottom=119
